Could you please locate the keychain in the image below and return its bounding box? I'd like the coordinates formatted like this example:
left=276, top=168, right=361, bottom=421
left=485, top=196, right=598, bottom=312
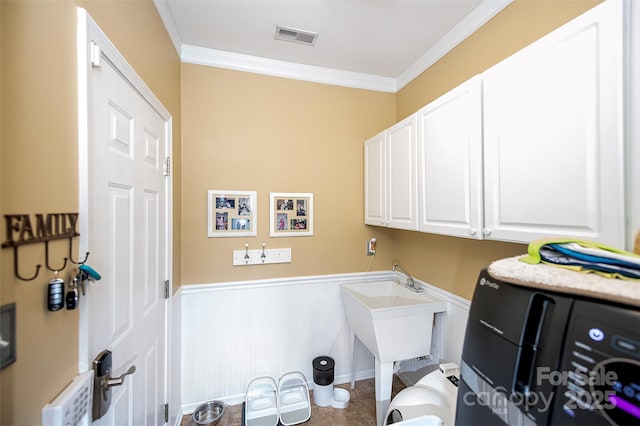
left=47, top=272, right=65, bottom=312
left=79, top=264, right=101, bottom=296
left=79, top=264, right=101, bottom=281
left=65, top=272, right=79, bottom=310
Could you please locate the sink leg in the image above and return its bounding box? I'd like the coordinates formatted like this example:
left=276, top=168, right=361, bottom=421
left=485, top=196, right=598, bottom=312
left=350, top=331, right=356, bottom=390
left=375, top=358, right=393, bottom=426
left=376, top=399, right=390, bottom=426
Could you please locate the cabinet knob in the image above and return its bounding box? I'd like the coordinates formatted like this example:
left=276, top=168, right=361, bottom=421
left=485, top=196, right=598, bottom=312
left=483, top=228, right=492, bottom=236
left=469, top=228, right=477, bottom=236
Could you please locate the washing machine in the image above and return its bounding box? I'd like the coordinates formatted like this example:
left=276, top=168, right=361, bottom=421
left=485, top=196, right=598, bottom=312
left=384, top=363, right=459, bottom=426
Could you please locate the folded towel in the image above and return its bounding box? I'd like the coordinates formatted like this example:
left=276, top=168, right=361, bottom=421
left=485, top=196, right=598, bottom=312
left=539, top=246, right=640, bottom=280
left=552, top=242, right=640, bottom=267
left=490, top=255, right=640, bottom=308
left=520, top=238, right=640, bottom=281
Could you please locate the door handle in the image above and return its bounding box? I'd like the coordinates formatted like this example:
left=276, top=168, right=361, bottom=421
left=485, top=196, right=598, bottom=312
left=105, top=365, right=136, bottom=389
left=92, top=350, right=136, bottom=421
left=101, top=365, right=136, bottom=400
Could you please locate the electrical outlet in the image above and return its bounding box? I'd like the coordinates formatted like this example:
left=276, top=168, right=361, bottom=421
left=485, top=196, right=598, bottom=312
left=366, top=238, right=376, bottom=256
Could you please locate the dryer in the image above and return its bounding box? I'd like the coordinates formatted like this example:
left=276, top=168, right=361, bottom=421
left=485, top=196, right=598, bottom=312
left=456, top=268, right=640, bottom=425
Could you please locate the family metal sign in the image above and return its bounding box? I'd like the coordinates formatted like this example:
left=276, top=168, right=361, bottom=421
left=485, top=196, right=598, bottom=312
left=2, top=213, right=80, bottom=248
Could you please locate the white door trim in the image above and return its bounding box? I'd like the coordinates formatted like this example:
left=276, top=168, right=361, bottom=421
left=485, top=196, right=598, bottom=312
left=627, top=0, right=640, bottom=248
left=76, top=3, right=173, bottom=412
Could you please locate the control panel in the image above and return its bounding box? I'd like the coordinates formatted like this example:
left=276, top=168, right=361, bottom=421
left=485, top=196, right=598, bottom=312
left=552, top=300, right=640, bottom=425
left=42, top=370, right=94, bottom=426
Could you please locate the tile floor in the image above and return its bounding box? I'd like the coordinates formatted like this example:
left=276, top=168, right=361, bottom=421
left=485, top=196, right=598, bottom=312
left=181, top=376, right=406, bottom=426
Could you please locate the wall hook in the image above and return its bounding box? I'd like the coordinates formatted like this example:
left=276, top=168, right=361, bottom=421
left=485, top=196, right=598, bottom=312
left=44, top=240, right=68, bottom=272
left=244, top=243, right=250, bottom=264
left=68, top=237, right=90, bottom=265
left=2, top=212, right=81, bottom=281
left=261, top=243, right=266, bottom=263
left=13, top=246, right=41, bottom=281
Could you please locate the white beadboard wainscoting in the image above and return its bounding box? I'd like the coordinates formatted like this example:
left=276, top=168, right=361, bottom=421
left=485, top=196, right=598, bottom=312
left=177, top=271, right=470, bottom=414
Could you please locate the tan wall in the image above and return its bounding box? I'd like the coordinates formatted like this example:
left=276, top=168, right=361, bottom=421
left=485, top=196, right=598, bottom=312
left=0, top=0, right=604, bottom=423
left=181, top=64, right=397, bottom=284
left=391, top=0, right=602, bottom=300
left=0, top=1, right=181, bottom=424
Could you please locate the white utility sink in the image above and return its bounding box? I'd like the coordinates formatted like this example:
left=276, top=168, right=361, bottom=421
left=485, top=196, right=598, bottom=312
left=341, top=280, right=446, bottom=363
left=341, top=280, right=447, bottom=426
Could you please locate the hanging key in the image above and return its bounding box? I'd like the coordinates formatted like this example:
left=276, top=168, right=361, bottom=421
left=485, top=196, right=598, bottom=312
left=66, top=274, right=79, bottom=310
left=78, top=264, right=101, bottom=296
left=79, top=270, right=87, bottom=296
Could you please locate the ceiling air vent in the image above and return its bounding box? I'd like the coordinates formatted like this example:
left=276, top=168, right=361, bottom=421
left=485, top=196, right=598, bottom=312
left=275, top=26, right=318, bottom=46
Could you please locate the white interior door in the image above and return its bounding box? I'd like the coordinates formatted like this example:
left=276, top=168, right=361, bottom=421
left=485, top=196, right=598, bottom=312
left=78, top=10, right=171, bottom=425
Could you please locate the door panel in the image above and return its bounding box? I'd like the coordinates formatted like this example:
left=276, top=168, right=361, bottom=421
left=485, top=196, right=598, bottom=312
left=482, top=0, right=624, bottom=245
left=386, top=115, right=418, bottom=230
left=364, top=132, right=386, bottom=226
left=88, top=46, right=168, bottom=425
left=417, top=76, right=482, bottom=238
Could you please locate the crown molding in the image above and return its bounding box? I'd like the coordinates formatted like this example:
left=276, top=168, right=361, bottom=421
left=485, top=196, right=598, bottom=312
left=153, top=0, right=183, bottom=55
left=396, top=0, right=513, bottom=90
left=155, top=0, right=513, bottom=93
left=181, top=45, right=398, bottom=92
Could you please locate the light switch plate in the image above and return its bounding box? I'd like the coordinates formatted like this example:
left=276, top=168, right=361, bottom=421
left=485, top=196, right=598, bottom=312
left=0, top=303, right=16, bottom=370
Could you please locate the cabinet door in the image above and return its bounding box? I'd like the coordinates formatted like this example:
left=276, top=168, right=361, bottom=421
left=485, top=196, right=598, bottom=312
left=417, top=76, right=483, bottom=238
left=482, top=0, right=624, bottom=246
left=387, top=114, right=419, bottom=230
left=364, top=131, right=386, bottom=226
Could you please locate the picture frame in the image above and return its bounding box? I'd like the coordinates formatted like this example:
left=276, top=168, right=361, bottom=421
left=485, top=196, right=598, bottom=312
left=270, top=192, right=313, bottom=237
left=207, top=190, right=257, bottom=237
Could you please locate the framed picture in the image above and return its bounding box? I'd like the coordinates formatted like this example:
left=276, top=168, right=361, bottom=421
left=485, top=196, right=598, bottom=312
left=208, top=190, right=257, bottom=237
left=270, top=192, right=313, bottom=237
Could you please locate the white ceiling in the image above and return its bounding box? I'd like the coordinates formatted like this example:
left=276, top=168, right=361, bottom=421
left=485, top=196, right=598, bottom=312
left=154, top=0, right=512, bottom=92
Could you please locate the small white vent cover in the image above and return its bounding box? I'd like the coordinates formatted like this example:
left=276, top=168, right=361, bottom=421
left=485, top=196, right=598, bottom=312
left=275, top=26, right=318, bottom=46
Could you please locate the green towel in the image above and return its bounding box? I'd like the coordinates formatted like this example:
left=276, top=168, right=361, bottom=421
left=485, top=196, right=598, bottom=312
left=520, top=238, right=640, bottom=281
left=520, top=238, right=639, bottom=264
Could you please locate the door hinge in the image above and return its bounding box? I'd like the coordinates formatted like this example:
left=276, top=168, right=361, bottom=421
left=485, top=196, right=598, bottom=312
left=90, top=41, right=101, bottom=67
left=164, top=157, right=171, bottom=176
left=164, top=280, right=170, bottom=299
left=163, top=403, right=169, bottom=423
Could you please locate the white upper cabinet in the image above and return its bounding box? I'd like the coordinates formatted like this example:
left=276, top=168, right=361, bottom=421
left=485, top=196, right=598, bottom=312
left=364, top=131, right=386, bottom=226
left=482, top=0, right=624, bottom=246
left=364, top=114, right=419, bottom=230
left=417, top=76, right=483, bottom=239
left=364, top=0, right=626, bottom=247
left=387, top=115, right=419, bottom=230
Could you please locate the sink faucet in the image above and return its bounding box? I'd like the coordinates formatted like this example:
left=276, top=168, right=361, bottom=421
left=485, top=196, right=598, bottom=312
left=392, top=264, right=422, bottom=293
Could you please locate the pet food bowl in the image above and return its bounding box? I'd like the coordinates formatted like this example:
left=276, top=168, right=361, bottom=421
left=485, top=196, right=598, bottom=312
left=331, top=388, right=350, bottom=409
left=192, top=400, right=225, bottom=425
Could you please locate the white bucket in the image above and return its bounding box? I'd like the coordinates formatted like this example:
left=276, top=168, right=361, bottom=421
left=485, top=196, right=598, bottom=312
left=313, top=383, right=333, bottom=407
